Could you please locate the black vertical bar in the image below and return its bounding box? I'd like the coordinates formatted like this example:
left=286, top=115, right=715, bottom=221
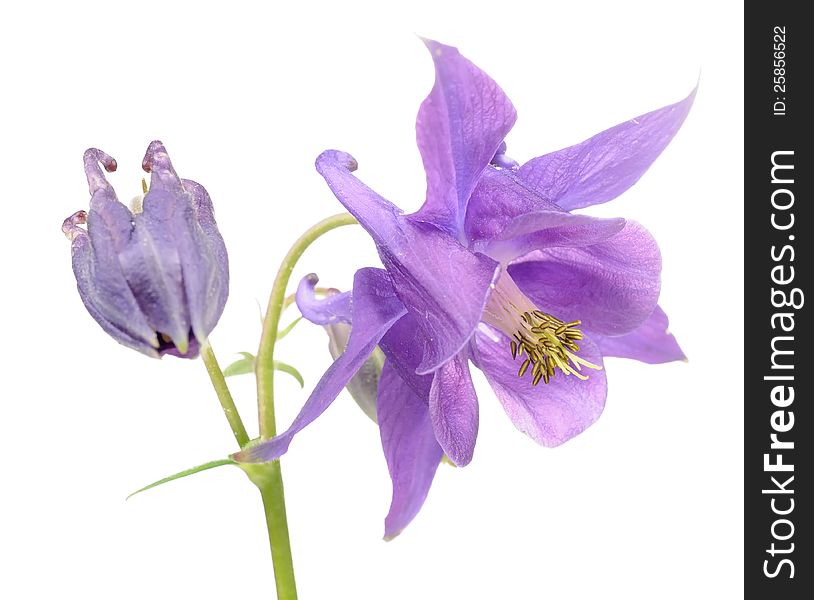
left=745, top=4, right=810, bottom=598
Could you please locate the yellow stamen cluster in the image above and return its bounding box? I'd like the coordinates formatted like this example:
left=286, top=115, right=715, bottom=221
left=509, top=311, right=601, bottom=386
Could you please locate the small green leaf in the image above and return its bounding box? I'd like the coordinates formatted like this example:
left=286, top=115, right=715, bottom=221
left=278, top=316, right=303, bottom=340
left=223, top=352, right=256, bottom=377
left=274, top=360, right=304, bottom=388
left=223, top=351, right=303, bottom=388
left=127, top=459, right=235, bottom=499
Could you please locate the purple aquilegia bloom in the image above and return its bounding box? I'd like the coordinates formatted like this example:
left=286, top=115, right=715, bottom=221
left=63, top=141, right=228, bottom=359
left=235, top=39, right=691, bottom=538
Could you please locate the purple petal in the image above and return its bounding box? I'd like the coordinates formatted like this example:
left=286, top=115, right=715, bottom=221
left=379, top=313, right=433, bottom=400
left=107, top=141, right=230, bottom=353
left=69, top=227, right=159, bottom=357
left=484, top=211, right=626, bottom=263
left=325, top=321, right=381, bottom=423
left=592, top=305, right=686, bottom=364
left=508, top=221, right=661, bottom=335
left=379, top=360, right=443, bottom=540
left=124, top=189, right=191, bottom=352
left=296, top=273, right=352, bottom=325
left=517, top=88, right=696, bottom=210
left=85, top=155, right=136, bottom=257
left=80, top=152, right=159, bottom=349
left=471, top=326, right=607, bottom=446
left=316, top=150, right=500, bottom=375
left=314, top=151, right=403, bottom=237
left=464, top=166, right=563, bottom=248
left=464, top=166, right=638, bottom=260
left=178, top=177, right=230, bottom=342
left=233, top=268, right=406, bottom=463
left=428, top=351, right=479, bottom=466
left=411, top=39, right=517, bottom=237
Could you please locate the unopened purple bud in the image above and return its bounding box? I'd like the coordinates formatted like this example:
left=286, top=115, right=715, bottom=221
left=63, top=141, right=229, bottom=359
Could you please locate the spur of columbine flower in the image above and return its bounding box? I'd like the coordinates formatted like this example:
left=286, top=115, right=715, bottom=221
left=235, top=39, right=691, bottom=538
left=62, top=141, right=228, bottom=358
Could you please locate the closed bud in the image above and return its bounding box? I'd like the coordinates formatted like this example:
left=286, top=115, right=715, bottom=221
left=63, top=141, right=229, bottom=358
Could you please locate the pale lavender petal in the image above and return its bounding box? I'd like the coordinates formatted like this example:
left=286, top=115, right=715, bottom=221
left=178, top=177, right=229, bottom=341
left=411, top=39, right=517, bottom=236
left=508, top=221, right=661, bottom=335
left=85, top=154, right=136, bottom=257
left=68, top=224, right=158, bottom=357
left=517, top=88, right=696, bottom=210
left=379, top=360, right=443, bottom=540
left=428, top=351, right=479, bottom=466
left=142, top=139, right=182, bottom=192
left=113, top=141, right=230, bottom=353
left=316, top=150, right=500, bottom=375
left=484, top=211, right=626, bottom=263
left=592, top=305, right=686, bottom=364
left=296, top=273, right=352, bottom=325
left=233, top=268, right=406, bottom=463
left=471, top=326, right=607, bottom=447
left=80, top=152, right=158, bottom=348
left=124, top=189, right=191, bottom=352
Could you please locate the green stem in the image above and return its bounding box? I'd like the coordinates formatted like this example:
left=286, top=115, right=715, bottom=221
left=256, top=212, right=358, bottom=438
left=254, top=212, right=358, bottom=600
left=200, top=342, right=250, bottom=448
left=260, top=464, right=297, bottom=600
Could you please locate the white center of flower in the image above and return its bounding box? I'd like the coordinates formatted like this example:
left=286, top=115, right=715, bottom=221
left=482, top=272, right=601, bottom=386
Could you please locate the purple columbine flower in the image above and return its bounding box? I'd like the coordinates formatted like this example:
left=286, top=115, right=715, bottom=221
left=63, top=141, right=229, bottom=359
left=235, top=39, right=692, bottom=538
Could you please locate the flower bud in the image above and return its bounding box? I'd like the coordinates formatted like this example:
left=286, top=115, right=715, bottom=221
left=325, top=321, right=382, bottom=422
left=63, top=142, right=228, bottom=358
left=296, top=273, right=382, bottom=421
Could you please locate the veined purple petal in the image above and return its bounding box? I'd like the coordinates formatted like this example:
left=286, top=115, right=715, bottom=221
left=379, top=360, right=443, bottom=540
left=472, top=326, right=607, bottom=447
left=379, top=313, right=433, bottom=400
left=386, top=218, right=499, bottom=374
left=484, top=211, right=626, bottom=263
left=69, top=227, right=159, bottom=356
left=316, top=150, right=500, bottom=375
left=593, top=305, right=686, bottom=364
left=517, top=88, right=696, bottom=210
left=129, top=141, right=228, bottom=353
left=123, top=189, right=191, bottom=352
left=80, top=152, right=159, bottom=349
left=508, top=221, right=661, bottom=335
left=411, top=39, right=517, bottom=237
left=233, top=268, right=406, bottom=463
left=428, top=350, right=479, bottom=466
left=464, top=166, right=563, bottom=249
left=296, top=273, right=352, bottom=325
left=178, top=178, right=230, bottom=342
left=314, top=151, right=403, bottom=238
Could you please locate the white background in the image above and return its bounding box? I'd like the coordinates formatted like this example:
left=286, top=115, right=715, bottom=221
left=0, top=1, right=743, bottom=598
